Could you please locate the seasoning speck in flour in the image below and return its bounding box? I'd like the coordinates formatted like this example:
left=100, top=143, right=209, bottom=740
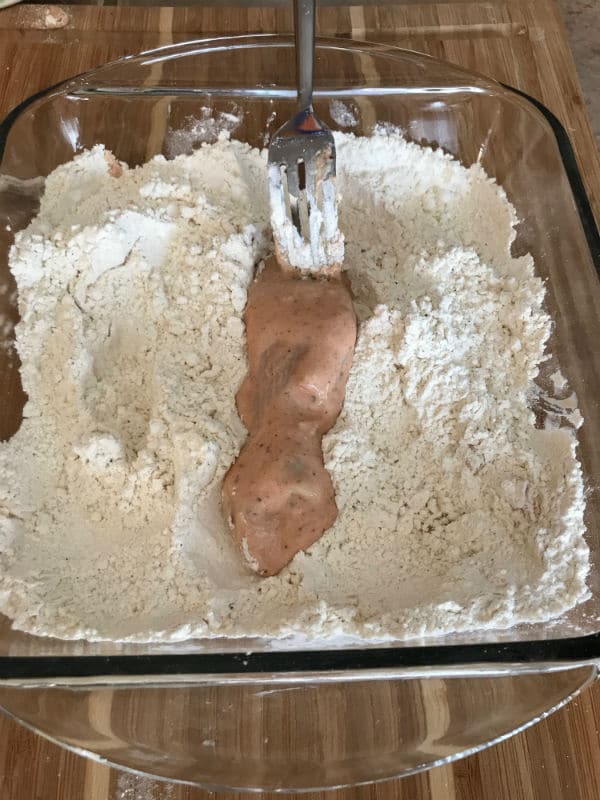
left=0, top=130, right=589, bottom=642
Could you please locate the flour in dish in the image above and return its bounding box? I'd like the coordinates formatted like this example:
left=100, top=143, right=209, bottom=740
left=0, top=130, right=589, bottom=641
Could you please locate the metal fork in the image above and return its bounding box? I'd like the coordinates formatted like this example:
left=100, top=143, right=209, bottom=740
left=268, top=0, right=343, bottom=272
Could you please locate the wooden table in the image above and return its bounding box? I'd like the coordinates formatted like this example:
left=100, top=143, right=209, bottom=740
left=0, top=1, right=599, bottom=798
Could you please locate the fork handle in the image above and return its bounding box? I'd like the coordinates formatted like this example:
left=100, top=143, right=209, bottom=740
left=293, top=0, right=316, bottom=110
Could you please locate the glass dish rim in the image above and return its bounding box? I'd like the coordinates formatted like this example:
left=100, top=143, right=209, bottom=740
left=0, top=35, right=599, bottom=681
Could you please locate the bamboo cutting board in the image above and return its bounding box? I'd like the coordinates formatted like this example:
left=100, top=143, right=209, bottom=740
left=0, top=2, right=599, bottom=799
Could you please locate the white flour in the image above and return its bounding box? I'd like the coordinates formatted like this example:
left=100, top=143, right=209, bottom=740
left=329, top=100, right=358, bottom=128
left=0, top=130, right=589, bottom=642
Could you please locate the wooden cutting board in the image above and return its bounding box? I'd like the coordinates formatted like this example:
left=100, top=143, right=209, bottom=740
left=0, top=2, right=599, bottom=799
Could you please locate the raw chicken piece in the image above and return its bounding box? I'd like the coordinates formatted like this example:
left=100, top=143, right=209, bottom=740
left=222, top=256, right=357, bottom=576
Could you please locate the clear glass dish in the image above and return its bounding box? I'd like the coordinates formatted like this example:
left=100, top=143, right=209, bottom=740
left=0, top=36, right=599, bottom=689
left=0, top=666, right=596, bottom=790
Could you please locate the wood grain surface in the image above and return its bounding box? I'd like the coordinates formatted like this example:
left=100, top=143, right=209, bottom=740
left=0, top=1, right=599, bottom=798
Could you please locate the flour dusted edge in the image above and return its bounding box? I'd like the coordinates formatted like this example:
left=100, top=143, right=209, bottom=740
left=0, top=130, right=590, bottom=643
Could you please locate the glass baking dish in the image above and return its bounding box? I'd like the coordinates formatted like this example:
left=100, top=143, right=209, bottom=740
left=0, top=36, right=599, bottom=686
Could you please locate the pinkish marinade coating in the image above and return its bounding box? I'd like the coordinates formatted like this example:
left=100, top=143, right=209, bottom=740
left=222, top=255, right=357, bottom=576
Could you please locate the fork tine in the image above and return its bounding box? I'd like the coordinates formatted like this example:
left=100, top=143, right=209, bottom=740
left=284, top=163, right=303, bottom=235
left=305, top=150, right=338, bottom=245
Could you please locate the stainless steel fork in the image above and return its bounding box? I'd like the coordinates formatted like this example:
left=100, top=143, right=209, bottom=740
left=268, top=0, right=342, bottom=273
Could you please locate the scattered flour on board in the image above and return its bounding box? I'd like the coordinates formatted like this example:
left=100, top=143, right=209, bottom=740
left=0, top=130, right=590, bottom=642
left=115, top=773, right=176, bottom=800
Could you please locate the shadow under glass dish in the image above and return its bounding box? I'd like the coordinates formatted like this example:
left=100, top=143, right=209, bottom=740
left=0, top=37, right=599, bottom=685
